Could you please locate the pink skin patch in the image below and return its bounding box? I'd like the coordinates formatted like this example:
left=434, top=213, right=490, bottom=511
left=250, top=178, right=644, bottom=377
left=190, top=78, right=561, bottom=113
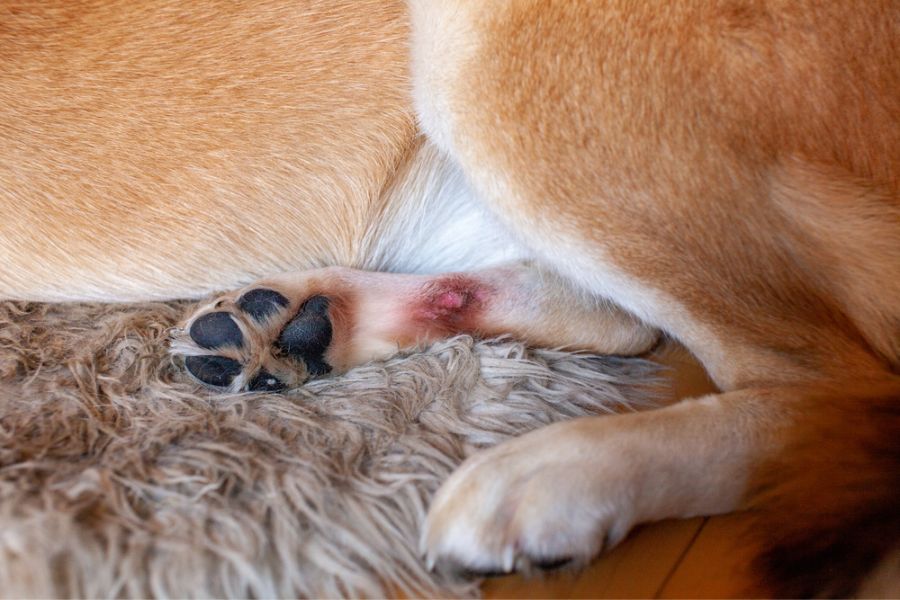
left=411, top=275, right=494, bottom=333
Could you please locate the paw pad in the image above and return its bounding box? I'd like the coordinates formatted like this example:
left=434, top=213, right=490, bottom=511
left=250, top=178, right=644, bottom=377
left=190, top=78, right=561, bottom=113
left=533, top=556, right=573, bottom=571
left=237, top=288, right=289, bottom=321
left=189, top=312, right=244, bottom=349
left=184, top=355, right=243, bottom=387
left=178, top=289, right=335, bottom=392
left=276, top=295, right=333, bottom=375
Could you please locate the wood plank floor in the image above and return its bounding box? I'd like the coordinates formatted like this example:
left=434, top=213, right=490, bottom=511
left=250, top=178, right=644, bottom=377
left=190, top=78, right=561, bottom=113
left=483, top=345, right=763, bottom=598
left=483, top=513, right=760, bottom=599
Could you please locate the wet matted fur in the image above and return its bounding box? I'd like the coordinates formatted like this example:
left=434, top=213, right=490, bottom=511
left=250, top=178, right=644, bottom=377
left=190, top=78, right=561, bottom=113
left=0, top=300, right=662, bottom=598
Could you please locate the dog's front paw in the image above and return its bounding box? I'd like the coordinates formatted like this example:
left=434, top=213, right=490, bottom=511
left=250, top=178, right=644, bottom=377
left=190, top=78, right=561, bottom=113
left=421, top=419, right=641, bottom=576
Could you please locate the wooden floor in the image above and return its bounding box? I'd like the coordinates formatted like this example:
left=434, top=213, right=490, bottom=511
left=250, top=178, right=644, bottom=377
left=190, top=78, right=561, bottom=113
left=483, top=513, right=760, bottom=599
left=483, top=345, right=764, bottom=599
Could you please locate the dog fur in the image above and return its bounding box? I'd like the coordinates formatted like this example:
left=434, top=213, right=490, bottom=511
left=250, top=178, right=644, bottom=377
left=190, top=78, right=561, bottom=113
left=1, top=0, right=898, bottom=595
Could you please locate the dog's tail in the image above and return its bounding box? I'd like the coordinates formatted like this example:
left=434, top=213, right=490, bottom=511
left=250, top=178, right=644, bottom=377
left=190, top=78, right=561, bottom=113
left=748, top=380, right=900, bottom=597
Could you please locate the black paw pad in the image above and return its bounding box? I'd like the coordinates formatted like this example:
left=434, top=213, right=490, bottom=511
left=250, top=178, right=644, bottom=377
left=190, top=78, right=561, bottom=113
left=248, top=369, right=286, bottom=392
left=237, top=288, right=289, bottom=322
left=276, top=295, right=333, bottom=376
left=185, top=355, right=242, bottom=387
left=533, top=556, right=573, bottom=571
left=304, top=358, right=332, bottom=377
left=189, top=312, right=244, bottom=349
left=458, top=566, right=509, bottom=579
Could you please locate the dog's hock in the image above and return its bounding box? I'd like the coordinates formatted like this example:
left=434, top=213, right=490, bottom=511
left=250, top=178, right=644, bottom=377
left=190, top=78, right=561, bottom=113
left=173, top=264, right=658, bottom=394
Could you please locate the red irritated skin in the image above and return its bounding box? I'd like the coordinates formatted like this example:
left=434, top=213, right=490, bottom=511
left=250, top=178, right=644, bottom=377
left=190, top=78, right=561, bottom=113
left=408, top=274, right=495, bottom=336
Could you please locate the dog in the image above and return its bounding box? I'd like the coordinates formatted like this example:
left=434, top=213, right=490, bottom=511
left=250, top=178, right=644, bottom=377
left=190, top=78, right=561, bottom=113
left=1, top=1, right=898, bottom=595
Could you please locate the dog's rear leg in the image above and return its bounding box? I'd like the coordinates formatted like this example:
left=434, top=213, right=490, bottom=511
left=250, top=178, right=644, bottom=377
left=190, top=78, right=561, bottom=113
left=170, top=263, right=658, bottom=391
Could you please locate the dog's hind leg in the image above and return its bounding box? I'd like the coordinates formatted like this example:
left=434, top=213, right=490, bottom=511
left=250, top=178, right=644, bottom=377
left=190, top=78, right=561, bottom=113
left=410, top=1, right=899, bottom=591
left=171, top=263, right=658, bottom=392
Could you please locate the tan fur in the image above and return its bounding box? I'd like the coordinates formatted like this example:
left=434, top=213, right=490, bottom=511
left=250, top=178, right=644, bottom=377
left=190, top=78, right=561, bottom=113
left=2, top=0, right=898, bottom=593
left=747, top=384, right=900, bottom=597
left=413, top=0, right=898, bottom=384
left=412, top=1, right=899, bottom=584
left=0, top=0, right=413, bottom=301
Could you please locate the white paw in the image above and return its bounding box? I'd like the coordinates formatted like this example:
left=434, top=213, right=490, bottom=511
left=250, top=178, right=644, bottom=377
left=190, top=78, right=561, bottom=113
left=421, top=418, right=642, bottom=575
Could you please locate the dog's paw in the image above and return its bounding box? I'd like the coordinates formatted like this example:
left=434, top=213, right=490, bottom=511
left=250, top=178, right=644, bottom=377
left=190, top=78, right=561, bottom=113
left=170, top=285, right=338, bottom=392
left=421, top=419, right=641, bottom=575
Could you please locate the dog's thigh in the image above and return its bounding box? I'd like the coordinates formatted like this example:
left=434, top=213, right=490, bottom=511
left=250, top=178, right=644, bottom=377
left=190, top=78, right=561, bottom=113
left=422, top=387, right=795, bottom=573
left=410, top=0, right=896, bottom=390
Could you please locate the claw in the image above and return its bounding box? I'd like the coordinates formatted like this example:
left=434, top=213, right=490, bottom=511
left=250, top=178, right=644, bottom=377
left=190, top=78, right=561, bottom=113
left=502, top=546, right=515, bottom=573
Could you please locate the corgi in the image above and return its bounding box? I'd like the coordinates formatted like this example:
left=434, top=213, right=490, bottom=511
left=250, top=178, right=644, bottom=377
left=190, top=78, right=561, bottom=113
left=1, top=1, right=897, bottom=595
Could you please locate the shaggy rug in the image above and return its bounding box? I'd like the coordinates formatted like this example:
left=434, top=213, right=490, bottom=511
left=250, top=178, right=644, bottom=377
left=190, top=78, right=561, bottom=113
left=0, top=299, right=664, bottom=598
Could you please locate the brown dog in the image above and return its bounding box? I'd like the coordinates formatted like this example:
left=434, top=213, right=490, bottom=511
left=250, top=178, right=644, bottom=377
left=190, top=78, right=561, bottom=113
left=1, top=1, right=897, bottom=595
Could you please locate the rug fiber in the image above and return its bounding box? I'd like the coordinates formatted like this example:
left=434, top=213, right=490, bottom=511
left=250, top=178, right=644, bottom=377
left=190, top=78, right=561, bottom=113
left=0, top=300, right=662, bottom=598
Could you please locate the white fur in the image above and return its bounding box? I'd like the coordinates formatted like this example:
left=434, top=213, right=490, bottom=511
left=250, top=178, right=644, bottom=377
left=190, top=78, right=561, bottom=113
left=362, top=141, right=526, bottom=275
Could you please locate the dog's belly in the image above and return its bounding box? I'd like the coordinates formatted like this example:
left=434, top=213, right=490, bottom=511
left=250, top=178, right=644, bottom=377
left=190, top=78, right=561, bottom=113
left=0, top=0, right=420, bottom=302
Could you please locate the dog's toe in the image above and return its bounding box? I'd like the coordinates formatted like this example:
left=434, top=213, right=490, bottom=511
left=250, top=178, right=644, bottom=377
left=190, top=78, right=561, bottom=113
left=189, top=311, right=244, bottom=349
left=451, top=556, right=572, bottom=580
left=184, top=355, right=243, bottom=387
left=457, top=566, right=511, bottom=579
left=237, top=288, right=290, bottom=322
left=276, top=295, right=333, bottom=375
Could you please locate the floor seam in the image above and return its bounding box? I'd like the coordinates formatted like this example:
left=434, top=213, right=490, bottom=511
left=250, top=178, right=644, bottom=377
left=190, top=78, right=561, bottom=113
left=654, top=517, right=709, bottom=599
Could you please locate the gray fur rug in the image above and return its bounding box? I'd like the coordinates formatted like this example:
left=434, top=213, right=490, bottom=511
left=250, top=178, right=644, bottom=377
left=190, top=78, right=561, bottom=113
left=0, top=300, right=663, bottom=598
